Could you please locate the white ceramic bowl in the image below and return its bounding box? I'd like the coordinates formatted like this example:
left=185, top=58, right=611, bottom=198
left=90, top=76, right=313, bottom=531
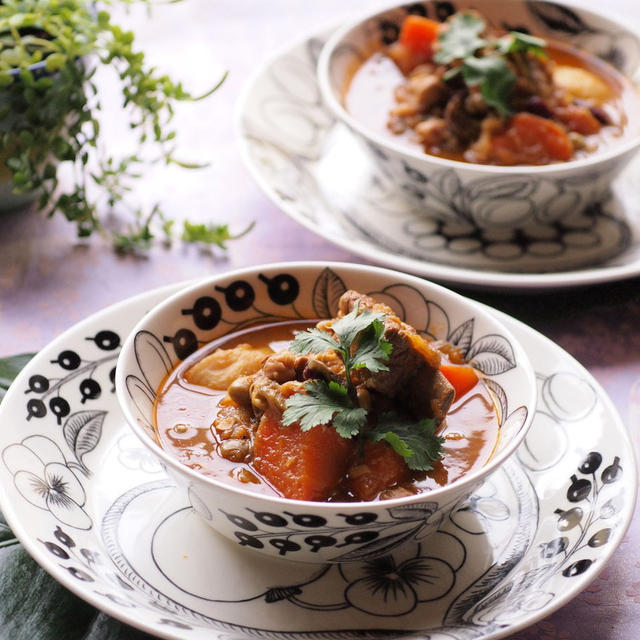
left=317, top=0, right=640, bottom=229
left=116, top=262, right=536, bottom=563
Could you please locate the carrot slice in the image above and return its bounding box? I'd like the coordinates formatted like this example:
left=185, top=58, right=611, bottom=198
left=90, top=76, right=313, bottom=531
left=440, top=363, right=479, bottom=400
left=253, top=412, right=354, bottom=501
left=555, top=104, right=601, bottom=135
left=488, top=112, right=573, bottom=164
left=347, top=441, right=412, bottom=501
left=399, top=15, right=441, bottom=58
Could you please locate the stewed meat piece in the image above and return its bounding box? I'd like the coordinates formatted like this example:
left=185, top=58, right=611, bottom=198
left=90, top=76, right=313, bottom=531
left=336, top=290, right=454, bottom=421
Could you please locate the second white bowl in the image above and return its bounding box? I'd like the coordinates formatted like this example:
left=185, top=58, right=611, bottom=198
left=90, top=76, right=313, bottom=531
left=317, top=0, right=640, bottom=229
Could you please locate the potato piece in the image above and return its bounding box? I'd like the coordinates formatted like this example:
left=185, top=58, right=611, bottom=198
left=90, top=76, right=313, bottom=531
left=184, top=343, right=272, bottom=390
left=553, top=66, right=613, bottom=104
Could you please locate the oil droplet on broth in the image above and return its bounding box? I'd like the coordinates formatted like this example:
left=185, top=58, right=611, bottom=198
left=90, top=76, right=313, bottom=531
left=169, top=423, right=200, bottom=441
left=231, top=467, right=261, bottom=484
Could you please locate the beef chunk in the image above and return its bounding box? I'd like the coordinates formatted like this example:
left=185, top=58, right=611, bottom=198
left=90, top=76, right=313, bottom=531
left=391, top=71, right=445, bottom=116
left=337, top=291, right=454, bottom=421
left=443, top=91, right=482, bottom=149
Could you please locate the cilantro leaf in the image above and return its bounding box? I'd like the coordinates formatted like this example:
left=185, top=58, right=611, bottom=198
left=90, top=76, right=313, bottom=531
left=333, top=407, right=369, bottom=439
left=292, top=303, right=391, bottom=376
left=351, top=318, right=392, bottom=373
left=434, top=15, right=549, bottom=119
left=496, top=31, right=547, bottom=56
left=435, top=12, right=487, bottom=64
left=289, top=327, right=340, bottom=356
left=462, top=56, right=515, bottom=117
left=282, top=380, right=367, bottom=438
left=331, top=305, right=387, bottom=348
left=369, top=412, right=444, bottom=471
left=284, top=302, right=390, bottom=440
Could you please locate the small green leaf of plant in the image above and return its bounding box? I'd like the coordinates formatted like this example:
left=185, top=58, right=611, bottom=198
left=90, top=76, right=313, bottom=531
left=435, top=12, right=487, bottom=63
left=496, top=31, right=547, bottom=56
left=289, top=327, right=340, bottom=357
left=0, top=353, right=35, bottom=403
left=44, top=53, right=67, bottom=73
left=282, top=381, right=367, bottom=438
left=181, top=222, right=231, bottom=248
left=351, top=318, right=392, bottom=373
left=462, top=56, right=515, bottom=116
left=331, top=305, right=386, bottom=348
left=181, top=221, right=255, bottom=249
left=369, top=412, right=444, bottom=471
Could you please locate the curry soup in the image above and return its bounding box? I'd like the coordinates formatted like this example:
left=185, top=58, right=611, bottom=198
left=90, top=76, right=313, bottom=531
left=154, top=318, right=500, bottom=502
left=344, top=12, right=639, bottom=165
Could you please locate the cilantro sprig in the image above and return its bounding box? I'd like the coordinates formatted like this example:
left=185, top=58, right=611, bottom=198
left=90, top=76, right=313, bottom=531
left=462, top=56, right=515, bottom=117
left=281, top=304, right=444, bottom=471
left=283, top=380, right=367, bottom=439
left=369, top=413, right=442, bottom=471
left=496, top=32, right=547, bottom=57
left=435, top=12, right=548, bottom=117
left=434, top=12, right=487, bottom=64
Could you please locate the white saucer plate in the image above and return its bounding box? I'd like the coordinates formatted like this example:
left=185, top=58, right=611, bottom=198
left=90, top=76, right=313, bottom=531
left=0, top=283, right=636, bottom=640
left=237, top=28, right=640, bottom=290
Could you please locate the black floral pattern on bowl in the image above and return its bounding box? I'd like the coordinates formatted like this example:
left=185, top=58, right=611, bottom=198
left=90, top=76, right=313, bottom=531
left=126, top=267, right=520, bottom=431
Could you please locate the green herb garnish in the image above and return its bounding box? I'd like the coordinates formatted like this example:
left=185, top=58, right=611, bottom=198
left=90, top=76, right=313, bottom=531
left=436, top=12, right=548, bottom=117
left=281, top=304, right=444, bottom=471
left=496, top=32, right=547, bottom=57
left=369, top=413, right=443, bottom=471
left=283, top=380, right=367, bottom=439
left=434, top=12, right=487, bottom=64
left=462, top=56, right=516, bottom=117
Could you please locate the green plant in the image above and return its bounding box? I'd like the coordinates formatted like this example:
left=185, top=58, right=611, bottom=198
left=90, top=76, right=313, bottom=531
left=0, top=0, right=250, bottom=252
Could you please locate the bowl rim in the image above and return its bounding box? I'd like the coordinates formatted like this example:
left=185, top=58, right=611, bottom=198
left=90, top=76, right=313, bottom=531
left=115, top=260, right=537, bottom=511
left=316, top=0, right=640, bottom=175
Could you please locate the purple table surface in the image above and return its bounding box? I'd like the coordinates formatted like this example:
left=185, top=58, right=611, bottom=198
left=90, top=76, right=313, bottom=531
left=1, top=1, right=639, bottom=637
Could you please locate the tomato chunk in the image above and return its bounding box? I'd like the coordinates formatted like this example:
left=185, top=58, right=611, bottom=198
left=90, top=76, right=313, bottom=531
left=488, top=112, right=573, bottom=164
left=399, top=15, right=441, bottom=58
left=253, top=412, right=354, bottom=501
left=347, top=441, right=411, bottom=501
left=555, top=104, right=601, bottom=135
left=440, top=364, right=479, bottom=400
